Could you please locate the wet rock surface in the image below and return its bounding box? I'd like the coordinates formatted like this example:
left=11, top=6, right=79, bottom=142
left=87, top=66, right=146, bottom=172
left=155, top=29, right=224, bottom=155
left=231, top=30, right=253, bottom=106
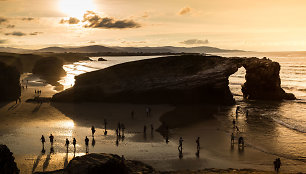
left=0, top=144, right=20, bottom=174
left=35, top=153, right=155, bottom=174
left=52, top=55, right=295, bottom=104
left=0, top=62, right=21, bottom=102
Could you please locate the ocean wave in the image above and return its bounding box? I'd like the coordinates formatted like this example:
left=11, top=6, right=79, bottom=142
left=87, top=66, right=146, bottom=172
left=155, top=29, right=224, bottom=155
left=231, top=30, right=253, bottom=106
left=272, top=117, right=306, bottom=133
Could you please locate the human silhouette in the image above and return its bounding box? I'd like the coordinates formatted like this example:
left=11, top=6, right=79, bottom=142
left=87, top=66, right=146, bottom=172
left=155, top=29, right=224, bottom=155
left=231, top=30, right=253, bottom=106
left=49, top=134, right=54, bottom=145
left=246, top=110, right=249, bottom=117
left=121, top=123, right=125, bottom=138
left=65, top=138, right=69, bottom=152
left=73, top=138, right=76, bottom=148
left=116, top=136, right=119, bottom=146
left=236, top=106, right=240, bottom=118
left=91, top=126, right=96, bottom=137
left=196, top=137, right=200, bottom=151
left=41, top=135, right=45, bottom=148
left=232, top=119, right=236, bottom=128
left=118, top=122, right=121, bottom=137
left=274, top=158, right=281, bottom=173
left=178, top=137, right=183, bottom=152
left=104, top=119, right=107, bottom=135
left=196, top=149, right=200, bottom=158
left=85, top=136, right=89, bottom=154
left=238, top=137, right=244, bottom=147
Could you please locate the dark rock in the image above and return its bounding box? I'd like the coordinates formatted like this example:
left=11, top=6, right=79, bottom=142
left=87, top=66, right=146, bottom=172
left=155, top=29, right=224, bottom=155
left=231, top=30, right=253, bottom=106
left=32, top=57, right=66, bottom=87
left=35, top=153, right=155, bottom=174
left=52, top=55, right=295, bottom=104
left=0, top=144, right=20, bottom=174
left=0, top=62, right=21, bottom=102
left=98, top=57, right=107, bottom=61
left=241, top=57, right=296, bottom=100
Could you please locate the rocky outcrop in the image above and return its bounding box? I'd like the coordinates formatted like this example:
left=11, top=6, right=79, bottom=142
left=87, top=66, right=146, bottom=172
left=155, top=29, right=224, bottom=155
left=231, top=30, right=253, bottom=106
left=98, top=57, right=107, bottom=61
left=0, top=62, right=21, bottom=102
left=0, top=144, right=19, bottom=174
left=35, top=153, right=155, bottom=174
left=52, top=55, right=295, bottom=104
left=241, top=57, right=296, bottom=100
left=32, top=57, right=66, bottom=87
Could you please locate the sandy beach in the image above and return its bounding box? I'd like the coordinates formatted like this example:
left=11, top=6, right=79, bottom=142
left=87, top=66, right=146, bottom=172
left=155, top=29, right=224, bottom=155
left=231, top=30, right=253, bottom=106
left=0, top=73, right=305, bottom=173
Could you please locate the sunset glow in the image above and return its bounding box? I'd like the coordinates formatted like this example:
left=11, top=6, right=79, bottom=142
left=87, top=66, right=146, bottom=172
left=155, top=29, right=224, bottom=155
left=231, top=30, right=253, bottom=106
left=58, top=0, right=96, bottom=19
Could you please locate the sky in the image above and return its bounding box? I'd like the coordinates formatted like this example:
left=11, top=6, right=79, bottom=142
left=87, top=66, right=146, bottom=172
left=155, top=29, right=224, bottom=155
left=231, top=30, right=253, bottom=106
left=0, top=0, right=306, bottom=51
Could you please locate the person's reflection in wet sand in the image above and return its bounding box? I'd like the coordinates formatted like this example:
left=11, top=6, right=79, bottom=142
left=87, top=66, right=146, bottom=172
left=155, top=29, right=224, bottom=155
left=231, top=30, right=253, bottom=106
left=32, top=151, right=44, bottom=173
left=92, top=138, right=96, bottom=147
left=64, top=150, right=69, bottom=168
left=238, top=145, right=244, bottom=155
left=196, top=149, right=200, bottom=158
left=116, top=136, right=119, bottom=147
left=179, top=150, right=183, bottom=159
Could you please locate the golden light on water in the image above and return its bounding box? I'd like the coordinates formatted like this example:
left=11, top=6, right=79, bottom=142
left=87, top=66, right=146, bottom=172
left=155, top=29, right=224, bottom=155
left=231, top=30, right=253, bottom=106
left=58, top=0, right=96, bottom=19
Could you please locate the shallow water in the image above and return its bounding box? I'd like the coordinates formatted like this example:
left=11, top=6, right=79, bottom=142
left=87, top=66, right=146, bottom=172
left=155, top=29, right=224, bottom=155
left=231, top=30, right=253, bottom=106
left=0, top=53, right=306, bottom=173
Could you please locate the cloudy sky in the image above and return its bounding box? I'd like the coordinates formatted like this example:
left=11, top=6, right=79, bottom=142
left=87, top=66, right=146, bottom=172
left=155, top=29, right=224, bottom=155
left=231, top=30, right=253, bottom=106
left=0, top=0, right=306, bottom=51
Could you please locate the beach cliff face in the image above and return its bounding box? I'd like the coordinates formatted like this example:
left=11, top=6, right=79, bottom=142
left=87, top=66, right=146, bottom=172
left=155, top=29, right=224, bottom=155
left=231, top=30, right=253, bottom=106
left=0, top=62, right=21, bottom=102
left=0, top=144, right=19, bottom=174
left=52, top=55, right=295, bottom=104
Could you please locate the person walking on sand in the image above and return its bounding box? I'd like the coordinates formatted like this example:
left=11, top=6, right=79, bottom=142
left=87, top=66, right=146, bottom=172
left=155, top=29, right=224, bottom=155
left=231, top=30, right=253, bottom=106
left=178, top=137, right=184, bottom=152
left=73, top=138, right=76, bottom=149
left=196, top=137, right=200, bottom=151
left=91, top=126, right=96, bottom=137
left=49, top=134, right=54, bottom=145
left=144, top=125, right=147, bottom=135
left=41, top=135, right=45, bottom=147
left=65, top=138, right=69, bottom=151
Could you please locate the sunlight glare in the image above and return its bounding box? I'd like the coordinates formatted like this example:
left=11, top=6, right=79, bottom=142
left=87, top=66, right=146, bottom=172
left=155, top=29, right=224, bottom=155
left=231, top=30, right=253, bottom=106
left=59, top=0, right=96, bottom=19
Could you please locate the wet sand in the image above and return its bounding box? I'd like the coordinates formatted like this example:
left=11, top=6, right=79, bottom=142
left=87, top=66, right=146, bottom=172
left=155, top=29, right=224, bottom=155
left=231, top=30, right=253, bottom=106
left=0, top=74, right=305, bottom=173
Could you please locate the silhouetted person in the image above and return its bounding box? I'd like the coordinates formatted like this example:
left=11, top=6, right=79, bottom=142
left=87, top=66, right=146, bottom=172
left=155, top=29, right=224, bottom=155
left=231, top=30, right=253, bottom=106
left=236, top=106, right=240, bottom=119
left=91, top=126, right=96, bottom=137
left=246, top=110, right=249, bottom=117
left=236, top=126, right=240, bottom=132
left=274, top=158, right=281, bottom=173
left=151, top=124, right=154, bottom=135
left=118, top=122, right=121, bottom=136
left=196, top=149, right=200, bottom=158
left=116, top=136, right=119, bottom=146
left=104, top=119, right=107, bottom=135
left=116, top=128, right=119, bottom=137
left=179, top=150, right=183, bottom=159
left=178, top=137, right=183, bottom=152
left=85, top=136, right=89, bottom=154
left=41, top=135, right=45, bottom=148
left=131, top=111, right=134, bottom=119
left=49, top=134, right=54, bottom=145
left=73, top=138, right=76, bottom=149
left=196, top=137, right=200, bottom=151
left=65, top=138, right=69, bottom=152
left=231, top=133, right=235, bottom=144
left=144, top=125, right=147, bottom=135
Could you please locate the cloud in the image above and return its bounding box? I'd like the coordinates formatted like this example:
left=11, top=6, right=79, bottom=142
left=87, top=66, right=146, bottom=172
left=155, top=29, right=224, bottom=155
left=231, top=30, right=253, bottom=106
left=5, top=31, right=26, bottom=36
left=22, top=17, right=35, bottom=21
left=0, top=17, right=8, bottom=24
left=29, top=32, right=42, bottom=35
left=180, top=39, right=209, bottom=45
left=0, top=39, right=7, bottom=44
left=178, top=7, right=191, bottom=15
left=6, top=24, right=15, bottom=28
left=60, top=17, right=80, bottom=24
left=83, top=11, right=141, bottom=29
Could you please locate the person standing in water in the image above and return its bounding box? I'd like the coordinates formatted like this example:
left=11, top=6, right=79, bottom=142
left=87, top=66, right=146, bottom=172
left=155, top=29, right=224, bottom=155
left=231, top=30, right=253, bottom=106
left=91, top=126, right=96, bottom=137
left=65, top=138, right=70, bottom=152
left=85, top=136, right=89, bottom=154
left=104, top=119, right=107, bottom=135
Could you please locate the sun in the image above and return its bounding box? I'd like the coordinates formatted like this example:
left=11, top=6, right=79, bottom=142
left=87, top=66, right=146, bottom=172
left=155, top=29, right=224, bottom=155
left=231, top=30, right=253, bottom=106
left=59, top=0, right=96, bottom=19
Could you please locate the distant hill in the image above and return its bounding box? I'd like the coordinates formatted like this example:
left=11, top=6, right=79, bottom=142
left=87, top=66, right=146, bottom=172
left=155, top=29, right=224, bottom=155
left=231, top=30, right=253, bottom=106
left=0, top=45, right=244, bottom=54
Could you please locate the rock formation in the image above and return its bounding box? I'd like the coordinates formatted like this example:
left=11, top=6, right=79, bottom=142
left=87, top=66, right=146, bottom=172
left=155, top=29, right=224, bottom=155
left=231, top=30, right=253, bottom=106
left=241, top=57, right=295, bottom=100
left=32, top=57, right=66, bottom=87
left=0, top=62, right=21, bottom=102
left=98, top=57, right=107, bottom=61
left=52, top=55, right=295, bottom=104
left=35, top=153, right=155, bottom=174
left=0, top=144, right=19, bottom=174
